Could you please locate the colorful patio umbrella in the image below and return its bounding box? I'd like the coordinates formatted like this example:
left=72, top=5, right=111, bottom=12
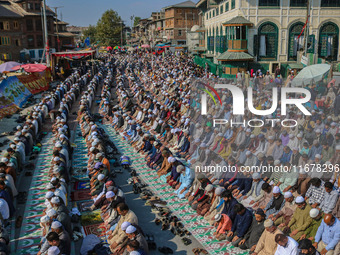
left=107, top=46, right=113, bottom=51
left=12, top=64, right=48, bottom=73
left=0, top=61, right=21, bottom=73
left=113, top=46, right=121, bottom=50
left=141, top=44, right=150, bottom=48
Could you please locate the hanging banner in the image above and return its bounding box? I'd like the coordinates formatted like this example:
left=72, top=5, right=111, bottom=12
left=0, top=92, right=18, bottom=119
left=0, top=76, right=32, bottom=107
left=17, top=71, right=50, bottom=94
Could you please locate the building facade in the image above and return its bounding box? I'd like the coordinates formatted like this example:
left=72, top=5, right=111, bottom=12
left=0, top=0, right=56, bottom=61
left=54, top=20, right=76, bottom=51
left=164, top=1, right=199, bottom=45
left=197, top=0, right=340, bottom=75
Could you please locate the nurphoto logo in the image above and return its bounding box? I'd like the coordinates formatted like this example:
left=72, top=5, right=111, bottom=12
left=200, top=84, right=312, bottom=127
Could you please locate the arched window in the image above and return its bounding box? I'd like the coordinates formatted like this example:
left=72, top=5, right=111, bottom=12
left=318, top=22, right=339, bottom=61
left=257, top=22, right=278, bottom=60
left=288, top=22, right=305, bottom=61
left=216, top=26, right=220, bottom=52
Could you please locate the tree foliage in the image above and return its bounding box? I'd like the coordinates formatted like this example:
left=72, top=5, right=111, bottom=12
left=96, top=9, right=123, bottom=46
left=82, top=9, right=124, bottom=46
left=83, top=25, right=97, bottom=44
left=133, top=16, right=141, bottom=27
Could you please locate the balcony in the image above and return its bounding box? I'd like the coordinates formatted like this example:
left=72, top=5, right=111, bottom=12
left=228, top=39, right=248, bottom=51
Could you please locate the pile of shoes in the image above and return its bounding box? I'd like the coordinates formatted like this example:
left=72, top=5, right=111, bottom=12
left=169, top=216, right=190, bottom=238
left=15, top=115, right=27, bottom=123
left=192, top=248, right=209, bottom=255
left=150, top=202, right=193, bottom=245
left=158, top=246, right=173, bottom=254
left=72, top=226, right=83, bottom=241
left=145, top=234, right=156, bottom=250
left=139, top=189, right=153, bottom=200
left=131, top=177, right=147, bottom=194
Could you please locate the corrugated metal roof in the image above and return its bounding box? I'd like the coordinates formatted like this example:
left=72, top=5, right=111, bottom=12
left=0, top=0, right=55, bottom=17
left=288, top=63, right=304, bottom=69
left=55, top=32, right=75, bottom=37
left=193, top=46, right=206, bottom=51
left=165, top=1, right=196, bottom=9
left=0, top=1, right=24, bottom=17
left=217, top=51, right=253, bottom=61
left=223, top=16, right=253, bottom=26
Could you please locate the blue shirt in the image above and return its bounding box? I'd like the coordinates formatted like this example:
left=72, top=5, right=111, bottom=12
left=315, top=218, right=340, bottom=251
left=221, top=198, right=238, bottom=222
left=231, top=209, right=253, bottom=238
left=179, top=167, right=194, bottom=188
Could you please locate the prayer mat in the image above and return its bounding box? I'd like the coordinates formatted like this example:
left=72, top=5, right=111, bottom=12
left=72, top=131, right=89, bottom=180
left=83, top=222, right=107, bottom=237
left=102, top=124, right=250, bottom=255
left=81, top=210, right=103, bottom=226
left=16, top=133, right=55, bottom=254
left=71, top=189, right=91, bottom=201
left=74, top=181, right=90, bottom=190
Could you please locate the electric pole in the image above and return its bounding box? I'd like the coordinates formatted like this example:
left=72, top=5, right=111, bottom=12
left=130, top=15, right=134, bottom=46
left=42, top=0, right=50, bottom=66
left=303, top=0, right=310, bottom=57
left=51, top=6, right=64, bottom=52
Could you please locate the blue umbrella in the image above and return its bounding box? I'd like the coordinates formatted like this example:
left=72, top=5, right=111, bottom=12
left=0, top=61, right=21, bottom=73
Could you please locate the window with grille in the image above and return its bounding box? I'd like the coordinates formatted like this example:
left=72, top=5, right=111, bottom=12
left=0, top=37, right=11, bottom=45
left=14, top=21, right=19, bottom=29
left=220, top=5, right=223, bottom=13
left=258, top=22, right=278, bottom=60
left=231, top=0, right=235, bottom=9
left=3, top=21, right=10, bottom=30
left=15, top=39, right=21, bottom=46
left=225, top=2, right=229, bottom=11
left=259, top=0, right=280, bottom=6
left=321, top=0, right=340, bottom=7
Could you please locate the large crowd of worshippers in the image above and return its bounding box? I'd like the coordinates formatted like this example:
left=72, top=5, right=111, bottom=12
left=1, top=50, right=339, bottom=255
left=0, top=63, right=98, bottom=255
left=98, top=52, right=339, bottom=255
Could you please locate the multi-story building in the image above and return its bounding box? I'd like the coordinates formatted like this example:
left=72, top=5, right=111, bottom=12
left=164, top=0, right=199, bottom=45
left=196, top=0, right=340, bottom=76
left=0, top=0, right=56, bottom=61
left=133, top=18, right=150, bottom=45
left=54, top=20, right=76, bottom=51
left=146, top=12, right=166, bottom=47
left=66, top=25, right=87, bottom=44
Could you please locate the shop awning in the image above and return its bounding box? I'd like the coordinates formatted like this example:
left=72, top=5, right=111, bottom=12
left=52, top=50, right=96, bottom=58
